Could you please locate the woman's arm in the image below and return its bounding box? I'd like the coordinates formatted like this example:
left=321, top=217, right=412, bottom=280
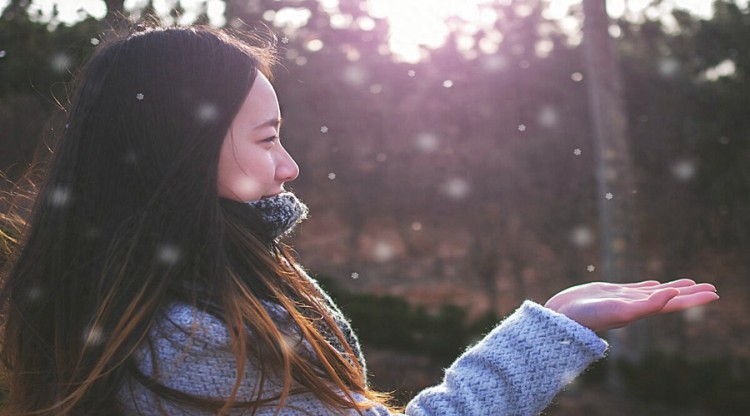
left=119, top=279, right=717, bottom=415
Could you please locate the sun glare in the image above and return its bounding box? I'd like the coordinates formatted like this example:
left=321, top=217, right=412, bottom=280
left=365, top=0, right=502, bottom=63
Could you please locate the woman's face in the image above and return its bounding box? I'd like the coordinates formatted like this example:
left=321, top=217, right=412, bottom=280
left=217, top=73, right=299, bottom=202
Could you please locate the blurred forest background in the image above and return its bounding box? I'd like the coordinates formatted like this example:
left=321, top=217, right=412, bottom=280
left=1, top=0, right=749, bottom=414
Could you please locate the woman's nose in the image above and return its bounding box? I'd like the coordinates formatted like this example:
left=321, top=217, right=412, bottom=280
left=276, top=145, right=299, bottom=183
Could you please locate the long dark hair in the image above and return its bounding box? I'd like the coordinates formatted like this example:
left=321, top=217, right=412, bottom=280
left=0, top=25, right=388, bottom=415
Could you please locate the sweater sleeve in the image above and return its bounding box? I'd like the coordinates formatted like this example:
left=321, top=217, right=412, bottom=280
left=118, top=301, right=607, bottom=415
left=403, top=300, right=608, bottom=415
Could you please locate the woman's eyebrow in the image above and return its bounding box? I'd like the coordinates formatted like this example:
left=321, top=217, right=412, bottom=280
left=252, top=117, right=283, bottom=130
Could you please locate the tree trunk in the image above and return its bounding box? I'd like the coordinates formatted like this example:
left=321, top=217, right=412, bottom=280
left=582, top=0, right=648, bottom=364
left=104, top=0, right=126, bottom=27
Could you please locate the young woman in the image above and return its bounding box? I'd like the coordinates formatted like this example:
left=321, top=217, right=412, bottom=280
left=0, top=25, right=718, bottom=415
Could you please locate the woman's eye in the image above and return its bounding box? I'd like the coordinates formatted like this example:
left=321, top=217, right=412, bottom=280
left=263, top=136, right=279, bottom=144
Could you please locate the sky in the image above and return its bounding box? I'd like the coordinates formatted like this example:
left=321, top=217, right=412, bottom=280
left=2, top=0, right=748, bottom=63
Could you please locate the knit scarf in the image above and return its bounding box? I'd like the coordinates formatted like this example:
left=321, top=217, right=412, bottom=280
left=245, top=192, right=309, bottom=241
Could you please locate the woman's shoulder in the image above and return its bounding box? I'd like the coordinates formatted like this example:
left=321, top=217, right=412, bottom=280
left=151, top=300, right=296, bottom=350
left=150, top=302, right=232, bottom=350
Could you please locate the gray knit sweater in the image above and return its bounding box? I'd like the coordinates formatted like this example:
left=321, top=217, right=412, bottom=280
left=118, top=300, right=607, bottom=415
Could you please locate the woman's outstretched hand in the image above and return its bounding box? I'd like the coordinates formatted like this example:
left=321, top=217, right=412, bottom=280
left=544, top=279, right=719, bottom=332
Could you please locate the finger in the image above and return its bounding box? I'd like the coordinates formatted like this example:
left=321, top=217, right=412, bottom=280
left=675, top=283, right=717, bottom=295
left=657, top=278, right=697, bottom=289
left=661, top=292, right=720, bottom=314
left=627, top=288, right=680, bottom=319
left=639, top=282, right=716, bottom=297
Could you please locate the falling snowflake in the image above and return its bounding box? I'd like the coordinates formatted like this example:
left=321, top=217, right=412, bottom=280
left=683, top=305, right=705, bottom=322
left=281, top=36, right=289, bottom=44
left=605, top=193, right=614, bottom=200
left=369, top=84, right=383, bottom=94
left=658, top=57, right=679, bottom=78
left=350, top=272, right=359, bottom=279
left=156, top=244, right=181, bottom=265
left=328, top=172, right=336, bottom=180
left=537, top=105, right=559, bottom=128
left=0, top=50, right=6, bottom=58
left=83, top=324, right=105, bottom=347
left=123, top=151, right=137, bottom=164
left=414, top=132, right=439, bottom=153
left=372, top=241, right=396, bottom=262
left=444, top=178, right=471, bottom=199
left=343, top=65, right=367, bottom=86
left=196, top=102, right=219, bottom=123
left=90, top=38, right=100, bottom=45
left=442, top=80, right=453, bottom=88
left=411, top=221, right=422, bottom=231
left=48, top=186, right=71, bottom=207
left=50, top=52, right=73, bottom=73
left=671, top=160, right=697, bottom=181
left=571, top=72, right=584, bottom=82
left=587, top=265, right=595, bottom=272
left=27, top=286, right=43, bottom=302
left=570, top=226, right=594, bottom=247
left=573, top=148, right=582, bottom=156
left=407, top=69, right=416, bottom=77
left=320, top=126, right=328, bottom=133
left=517, top=124, right=526, bottom=132
left=136, top=93, right=145, bottom=100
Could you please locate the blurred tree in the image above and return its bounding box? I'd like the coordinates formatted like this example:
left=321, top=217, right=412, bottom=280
left=582, top=0, right=647, bottom=364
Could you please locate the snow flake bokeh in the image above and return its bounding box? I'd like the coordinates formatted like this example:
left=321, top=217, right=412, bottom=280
left=587, top=265, right=596, bottom=272
left=605, top=192, right=614, bottom=200
left=320, top=126, right=329, bottom=133
left=671, top=159, right=697, bottom=182
left=47, top=186, right=71, bottom=207
left=570, top=226, right=594, bottom=247
left=343, top=65, right=367, bottom=86
left=350, top=272, right=360, bottom=280
left=443, top=177, right=471, bottom=200
left=156, top=244, right=181, bottom=265
left=50, top=52, right=73, bottom=73
left=195, top=102, right=219, bottom=124
left=414, top=132, right=439, bottom=153
left=372, top=240, right=396, bottom=263
left=573, top=148, right=582, bottom=156
left=136, top=93, right=145, bottom=100
left=328, top=172, right=336, bottom=180
left=83, top=324, right=105, bottom=347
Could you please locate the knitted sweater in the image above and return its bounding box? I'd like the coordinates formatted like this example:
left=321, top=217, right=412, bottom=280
left=118, top=297, right=607, bottom=415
